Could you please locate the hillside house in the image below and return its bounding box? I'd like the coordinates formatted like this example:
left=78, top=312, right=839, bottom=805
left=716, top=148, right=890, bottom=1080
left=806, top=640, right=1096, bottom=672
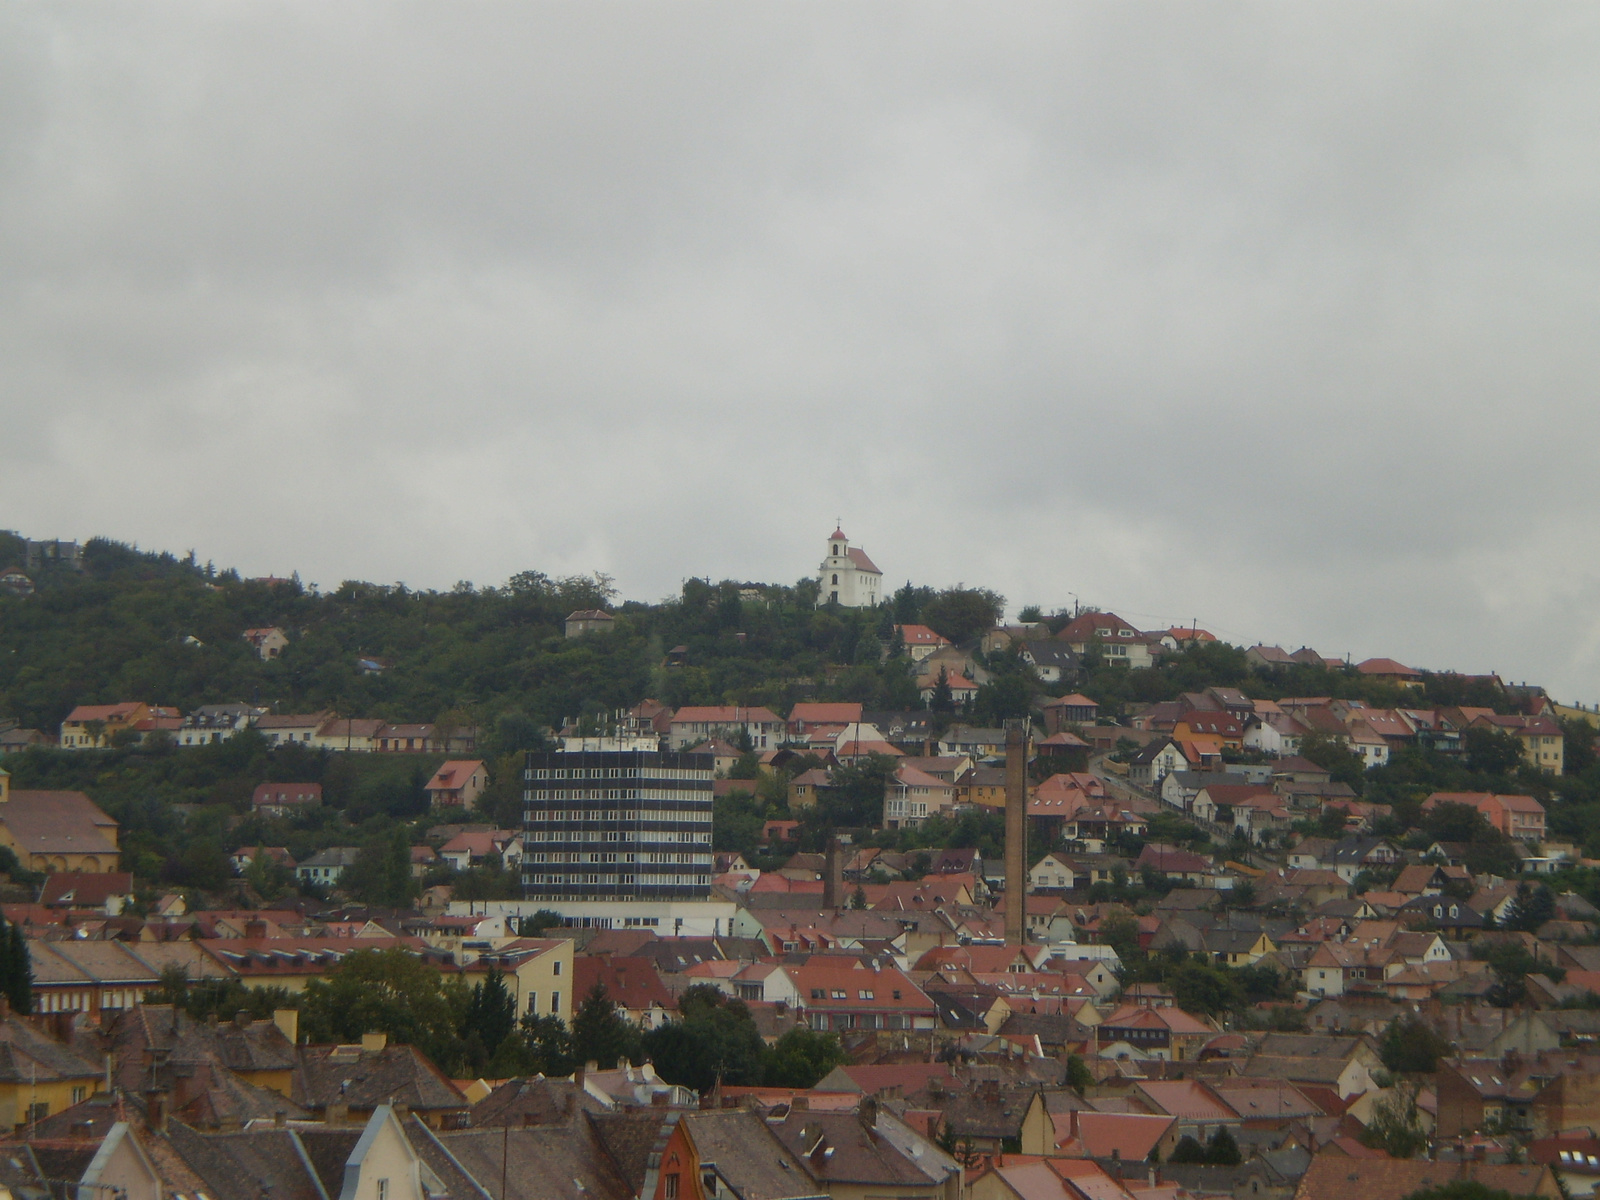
left=424, top=760, right=489, bottom=809
left=242, top=626, right=289, bottom=659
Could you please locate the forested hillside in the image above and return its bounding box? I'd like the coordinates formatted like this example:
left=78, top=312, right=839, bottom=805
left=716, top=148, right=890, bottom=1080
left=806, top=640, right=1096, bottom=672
left=8, top=532, right=1600, bottom=898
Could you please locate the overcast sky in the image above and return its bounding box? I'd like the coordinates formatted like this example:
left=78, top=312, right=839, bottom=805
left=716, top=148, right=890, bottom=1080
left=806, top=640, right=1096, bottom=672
left=4, top=3, right=1600, bottom=698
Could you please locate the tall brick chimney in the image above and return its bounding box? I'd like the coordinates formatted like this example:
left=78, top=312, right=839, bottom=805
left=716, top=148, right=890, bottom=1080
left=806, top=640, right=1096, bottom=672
left=1004, top=721, right=1027, bottom=945
left=823, top=837, right=844, bottom=910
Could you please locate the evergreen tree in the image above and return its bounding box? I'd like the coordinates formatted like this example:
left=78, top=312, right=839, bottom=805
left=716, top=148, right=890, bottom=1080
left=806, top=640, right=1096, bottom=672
left=571, top=983, right=639, bottom=1069
left=1204, top=1127, right=1241, bottom=1165
left=462, top=968, right=516, bottom=1057
left=0, top=916, right=30, bottom=1014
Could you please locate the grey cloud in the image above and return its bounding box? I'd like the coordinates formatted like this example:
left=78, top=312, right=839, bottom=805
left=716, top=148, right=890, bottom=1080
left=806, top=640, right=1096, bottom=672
left=3, top=2, right=1600, bottom=695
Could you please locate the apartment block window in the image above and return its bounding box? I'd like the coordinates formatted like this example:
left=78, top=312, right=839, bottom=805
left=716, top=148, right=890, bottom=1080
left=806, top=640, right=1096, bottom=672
left=527, top=992, right=538, bottom=1013
left=553, top=960, right=562, bottom=976
left=551, top=991, right=560, bottom=1012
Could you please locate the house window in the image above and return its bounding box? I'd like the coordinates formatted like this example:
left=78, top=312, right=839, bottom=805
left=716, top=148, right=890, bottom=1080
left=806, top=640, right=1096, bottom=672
left=665, top=1175, right=679, bottom=1200
left=377, top=1181, right=388, bottom=1200
left=553, top=960, right=562, bottom=976
left=551, top=991, right=560, bottom=1012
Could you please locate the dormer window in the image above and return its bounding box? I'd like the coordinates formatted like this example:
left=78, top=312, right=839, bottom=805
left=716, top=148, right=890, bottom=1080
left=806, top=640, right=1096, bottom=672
left=1119, top=629, right=1134, bottom=637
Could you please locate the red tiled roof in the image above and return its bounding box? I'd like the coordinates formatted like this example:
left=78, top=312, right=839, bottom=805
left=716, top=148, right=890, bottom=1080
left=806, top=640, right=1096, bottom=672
left=671, top=706, right=783, bottom=724
left=1356, top=658, right=1422, bottom=678
left=846, top=547, right=881, bottom=574
left=39, top=872, right=133, bottom=907
left=572, top=955, right=675, bottom=1013
left=425, top=760, right=485, bottom=790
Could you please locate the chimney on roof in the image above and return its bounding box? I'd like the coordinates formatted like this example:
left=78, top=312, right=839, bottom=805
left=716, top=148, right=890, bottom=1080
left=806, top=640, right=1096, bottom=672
left=361, top=1031, right=387, bottom=1054
left=145, top=1090, right=168, bottom=1133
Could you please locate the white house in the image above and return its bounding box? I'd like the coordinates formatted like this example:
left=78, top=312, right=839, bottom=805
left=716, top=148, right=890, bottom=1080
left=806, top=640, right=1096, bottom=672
left=242, top=627, right=289, bottom=660
left=1028, top=853, right=1077, bottom=892
left=1243, top=713, right=1308, bottom=757
left=178, top=703, right=263, bottom=747
left=667, top=706, right=785, bottom=751
left=296, top=846, right=361, bottom=886
left=818, top=527, right=882, bottom=608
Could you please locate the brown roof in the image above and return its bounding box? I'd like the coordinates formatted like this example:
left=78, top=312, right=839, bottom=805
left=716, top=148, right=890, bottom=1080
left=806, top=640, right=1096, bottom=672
left=682, top=1110, right=823, bottom=1200
left=572, top=955, right=676, bottom=1013
left=471, top=1077, right=611, bottom=1127
left=38, top=871, right=132, bottom=906
left=293, top=1042, right=467, bottom=1112
left=0, top=790, right=119, bottom=856
left=1293, top=1153, right=1554, bottom=1200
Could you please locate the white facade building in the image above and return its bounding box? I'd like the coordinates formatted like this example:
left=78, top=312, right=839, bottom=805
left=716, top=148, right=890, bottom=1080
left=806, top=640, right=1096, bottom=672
left=818, top=527, right=882, bottom=607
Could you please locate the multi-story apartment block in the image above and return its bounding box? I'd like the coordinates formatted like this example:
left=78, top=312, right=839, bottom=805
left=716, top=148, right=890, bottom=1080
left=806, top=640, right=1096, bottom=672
left=522, top=742, right=714, bottom=903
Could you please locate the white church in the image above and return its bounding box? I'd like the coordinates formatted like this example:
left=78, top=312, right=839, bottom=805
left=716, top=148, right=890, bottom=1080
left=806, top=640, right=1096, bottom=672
left=818, top=526, right=883, bottom=607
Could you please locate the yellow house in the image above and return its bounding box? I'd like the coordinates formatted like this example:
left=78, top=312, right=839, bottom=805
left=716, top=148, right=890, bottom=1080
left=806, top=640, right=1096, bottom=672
left=1469, top=714, right=1566, bottom=774
left=787, top=768, right=830, bottom=810
left=58, top=702, right=159, bottom=750
left=463, top=938, right=574, bottom=1025
left=0, top=771, right=120, bottom=872
left=0, top=1012, right=103, bottom=1127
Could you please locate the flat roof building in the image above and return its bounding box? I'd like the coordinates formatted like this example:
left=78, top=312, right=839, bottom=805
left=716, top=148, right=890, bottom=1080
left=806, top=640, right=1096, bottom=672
left=523, top=747, right=713, bottom=904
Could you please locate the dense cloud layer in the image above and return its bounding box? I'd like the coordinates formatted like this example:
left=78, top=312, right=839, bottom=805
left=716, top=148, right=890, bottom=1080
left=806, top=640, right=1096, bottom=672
left=4, top=3, right=1599, bottom=696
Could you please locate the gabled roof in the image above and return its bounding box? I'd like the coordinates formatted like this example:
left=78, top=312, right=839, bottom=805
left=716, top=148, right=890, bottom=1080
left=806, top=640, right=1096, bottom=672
left=1355, top=658, right=1422, bottom=678
left=0, top=790, right=119, bottom=856
left=670, top=705, right=783, bottom=724
left=845, top=547, right=881, bottom=574
left=572, top=955, right=675, bottom=1013
left=1292, top=1152, right=1552, bottom=1200
left=425, top=760, right=486, bottom=790
left=39, top=871, right=133, bottom=907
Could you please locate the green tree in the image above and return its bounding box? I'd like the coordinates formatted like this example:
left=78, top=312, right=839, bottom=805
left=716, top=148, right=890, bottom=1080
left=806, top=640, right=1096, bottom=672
left=1169, top=1136, right=1207, bottom=1163
left=1379, top=1015, right=1452, bottom=1075
left=1204, top=1127, right=1241, bottom=1165
left=1168, top=959, right=1245, bottom=1016
left=761, top=1026, right=846, bottom=1088
left=571, top=982, right=640, bottom=1069
left=462, top=968, right=517, bottom=1058
left=1500, top=882, right=1555, bottom=933
left=930, top=667, right=954, bottom=714
left=300, top=948, right=463, bottom=1069
left=520, top=1012, right=575, bottom=1077
left=1402, top=1187, right=1516, bottom=1200
left=1363, top=1082, right=1429, bottom=1159
left=919, top=587, right=1005, bottom=645
left=1099, top=911, right=1143, bottom=963
left=519, top=910, right=565, bottom=936
left=1462, top=726, right=1525, bottom=775
left=0, top=916, right=32, bottom=1014
left=1066, top=1054, right=1094, bottom=1096
left=1297, top=732, right=1367, bottom=793
left=642, top=985, right=765, bottom=1092
left=342, top=827, right=417, bottom=907
left=1478, top=941, right=1562, bottom=1007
